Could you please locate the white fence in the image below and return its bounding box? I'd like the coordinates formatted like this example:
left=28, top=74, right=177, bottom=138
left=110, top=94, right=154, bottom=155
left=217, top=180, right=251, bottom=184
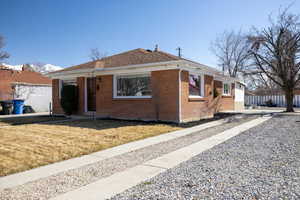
left=245, top=95, right=300, bottom=107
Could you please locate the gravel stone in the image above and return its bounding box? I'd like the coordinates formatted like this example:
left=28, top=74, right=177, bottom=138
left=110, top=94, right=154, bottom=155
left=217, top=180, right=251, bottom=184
left=110, top=114, right=300, bottom=200
left=0, top=115, right=256, bottom=200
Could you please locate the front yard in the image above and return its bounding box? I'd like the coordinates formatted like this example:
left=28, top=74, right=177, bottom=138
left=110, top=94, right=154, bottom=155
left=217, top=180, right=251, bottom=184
left=0, top=119, right=182, bottom=176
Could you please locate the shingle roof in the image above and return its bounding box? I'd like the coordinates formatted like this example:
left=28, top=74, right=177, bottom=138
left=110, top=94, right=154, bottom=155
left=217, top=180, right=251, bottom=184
left=49, top=48, right=237, bottom=82
left=54, top=48, right=181, bottom=73
left=0, top=68, right=52, bottom=85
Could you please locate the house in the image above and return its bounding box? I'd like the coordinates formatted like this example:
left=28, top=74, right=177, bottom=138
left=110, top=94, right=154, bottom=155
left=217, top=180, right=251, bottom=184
left=47, top=48, right=245, bottom=123
left=0, top=65, right=52, bottom=112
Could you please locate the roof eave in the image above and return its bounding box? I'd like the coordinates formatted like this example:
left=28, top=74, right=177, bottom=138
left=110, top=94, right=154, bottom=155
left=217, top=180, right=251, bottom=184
left=46, top=59, right=243, bottom=84
left=45, top=60, right=184, bottom=79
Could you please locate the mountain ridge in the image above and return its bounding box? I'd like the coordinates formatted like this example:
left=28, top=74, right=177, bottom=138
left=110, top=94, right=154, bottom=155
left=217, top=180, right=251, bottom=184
left=0, top=63, right=63, bottom=74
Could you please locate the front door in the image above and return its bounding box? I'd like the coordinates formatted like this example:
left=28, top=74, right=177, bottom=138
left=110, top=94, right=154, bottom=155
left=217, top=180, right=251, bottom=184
left=87, top=77, right=96, bottom=111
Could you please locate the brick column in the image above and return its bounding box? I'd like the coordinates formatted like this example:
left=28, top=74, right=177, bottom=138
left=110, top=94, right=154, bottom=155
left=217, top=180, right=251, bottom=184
left=52, top=79, right=64, bottom=114
left=77, top=77, right=86, bottom=114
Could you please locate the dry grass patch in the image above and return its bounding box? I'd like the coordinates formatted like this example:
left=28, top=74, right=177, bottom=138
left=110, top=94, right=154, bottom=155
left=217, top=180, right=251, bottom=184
left=0, top=119, right=182, bottom=176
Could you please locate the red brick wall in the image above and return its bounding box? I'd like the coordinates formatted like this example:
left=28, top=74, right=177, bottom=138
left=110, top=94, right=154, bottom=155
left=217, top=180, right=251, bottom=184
left=214, top=80, right=235, bottom=111
left=52, top=79, right=64, bottom=114
left=180, top=71, right=215, bottom=122
left=96, top=69, right=179, bottom=122
left=52, top=71, right=237, bottom=122
left=77, top=77, right=86, bottom=114
left=151, top=70, right=179, bottom=122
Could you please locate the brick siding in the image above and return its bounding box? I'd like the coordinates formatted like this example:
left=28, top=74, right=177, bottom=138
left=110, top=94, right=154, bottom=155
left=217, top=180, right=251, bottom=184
left=180, top=71, right=215, bottom=122
left=214, top=80, right=235, bottom=111
left=95, top=69, right=179, bottom=122
left=52, top=70, right=237, bottom=122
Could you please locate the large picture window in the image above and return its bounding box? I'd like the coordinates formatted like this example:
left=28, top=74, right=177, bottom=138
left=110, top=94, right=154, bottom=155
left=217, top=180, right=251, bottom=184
left=189, top=74, right=204, bottom=97
left=114, top=74, right=152, bottom=98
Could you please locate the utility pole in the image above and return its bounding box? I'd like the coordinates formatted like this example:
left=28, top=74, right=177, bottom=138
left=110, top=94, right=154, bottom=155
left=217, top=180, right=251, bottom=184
left=176, top=47, right=182, bottom=57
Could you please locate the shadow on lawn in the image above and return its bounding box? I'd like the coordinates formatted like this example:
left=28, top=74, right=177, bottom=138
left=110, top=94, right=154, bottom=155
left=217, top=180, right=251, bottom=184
left=0, top=115, right=66, bottom=126
left=0, top=112, right=249, bottom=130
left=38, top=112, right=243, bottom=130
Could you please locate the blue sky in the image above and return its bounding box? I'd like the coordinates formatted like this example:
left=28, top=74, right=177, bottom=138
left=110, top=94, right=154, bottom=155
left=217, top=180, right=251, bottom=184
left=1, top=0, right=299, bottom=69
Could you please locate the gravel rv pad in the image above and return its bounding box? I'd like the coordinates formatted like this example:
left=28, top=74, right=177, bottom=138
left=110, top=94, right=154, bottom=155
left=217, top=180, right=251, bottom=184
left=111, top=115, right=300, bottom=200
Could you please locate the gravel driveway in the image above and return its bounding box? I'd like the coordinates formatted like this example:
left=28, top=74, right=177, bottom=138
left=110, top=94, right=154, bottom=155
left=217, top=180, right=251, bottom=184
left=111, top=114, right=300, bottom=200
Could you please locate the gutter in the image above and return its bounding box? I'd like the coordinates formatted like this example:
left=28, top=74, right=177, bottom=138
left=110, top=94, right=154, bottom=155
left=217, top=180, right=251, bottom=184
left=46, top=59, right=243, bottom=84
left=11, top=82, right=52, bottom=87
left=178, top=67, right=182, bottom=123
left=46, top=60, right=184, bottom=78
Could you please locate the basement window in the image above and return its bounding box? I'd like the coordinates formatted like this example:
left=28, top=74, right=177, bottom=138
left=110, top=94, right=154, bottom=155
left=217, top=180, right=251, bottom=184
left=189, top=73, right=204, bottom=97
left=114, top=74, right=152, bottom=98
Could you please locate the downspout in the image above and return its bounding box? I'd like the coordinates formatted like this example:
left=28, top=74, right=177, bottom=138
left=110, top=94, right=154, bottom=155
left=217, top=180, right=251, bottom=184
left=178, top=66, right=182, bottom=123
left=84, top=77, right=87, bottom=113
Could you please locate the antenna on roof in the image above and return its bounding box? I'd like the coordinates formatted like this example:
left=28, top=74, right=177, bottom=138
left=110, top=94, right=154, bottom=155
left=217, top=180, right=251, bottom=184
left=176, top=47, right=182, bottom=57
left=154, top=44, right=159, bottom=52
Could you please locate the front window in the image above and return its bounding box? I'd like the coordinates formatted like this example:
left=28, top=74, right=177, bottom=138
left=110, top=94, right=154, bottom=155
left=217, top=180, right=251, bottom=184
left=223, top=83, right=231, bottom=95
left=114, top=74, right=151, bottom=98
left=189, top=74, right=204, bottom=97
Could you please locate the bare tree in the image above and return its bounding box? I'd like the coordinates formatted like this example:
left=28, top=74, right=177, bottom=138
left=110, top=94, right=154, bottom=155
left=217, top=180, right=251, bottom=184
left=211, top=29, right=276, bottom=91
left=211, top=30, right=251, bottom=77
left=12, top=84, right=34, bottom=100
left=30, top=62, right=46, bottom=73
left=244, top=72, right=279, bottom=94
left=0, top=35, right=9, bottom=62
left=248, top=8, right=300, bottom=112
left=89, top=48, right=107, bottom=61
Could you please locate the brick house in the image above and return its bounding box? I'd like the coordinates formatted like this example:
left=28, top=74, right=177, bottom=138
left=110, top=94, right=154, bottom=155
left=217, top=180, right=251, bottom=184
left=47, top=48, right=245, bottom=123
left=0, top=65, right=52, bottom=112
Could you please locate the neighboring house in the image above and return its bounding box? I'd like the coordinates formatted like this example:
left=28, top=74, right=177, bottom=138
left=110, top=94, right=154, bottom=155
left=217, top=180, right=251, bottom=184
left=47, top=48, right=245, bottom=123
left=0, top=65, right=52, bottom=112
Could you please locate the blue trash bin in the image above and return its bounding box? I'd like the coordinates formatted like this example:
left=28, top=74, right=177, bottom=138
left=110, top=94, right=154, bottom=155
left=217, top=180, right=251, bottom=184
left=13, top=99, right=25, bottom=114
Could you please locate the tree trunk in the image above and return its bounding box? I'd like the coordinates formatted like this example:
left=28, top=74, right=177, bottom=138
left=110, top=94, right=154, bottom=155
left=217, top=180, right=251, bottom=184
left=285, top=89, right=294, bottom=112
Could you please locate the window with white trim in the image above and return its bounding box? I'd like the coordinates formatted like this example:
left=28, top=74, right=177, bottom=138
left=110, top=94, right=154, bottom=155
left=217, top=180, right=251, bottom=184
left=114, top=74, right=152, bottom=98
left=223, top=83, right=231, bottom=95
left=189, top=74, right=204, bottom=97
